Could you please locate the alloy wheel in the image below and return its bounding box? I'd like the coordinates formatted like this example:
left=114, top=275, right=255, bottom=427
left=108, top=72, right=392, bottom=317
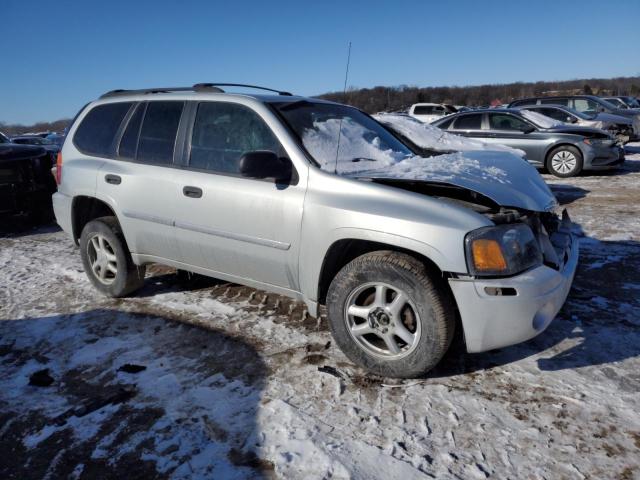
left=87, top=234, right=118, bottom=285
left=344, top=282, right=421, bottom=359
left=551, top=150, right=577, bottom=175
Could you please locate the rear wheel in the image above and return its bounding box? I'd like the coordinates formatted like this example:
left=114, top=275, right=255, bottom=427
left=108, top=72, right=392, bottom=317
left=326, top=251, right=455, bottom=378
left=546, top=145, right=583, bottom=178
left=79, top=216, right=145, bottom=297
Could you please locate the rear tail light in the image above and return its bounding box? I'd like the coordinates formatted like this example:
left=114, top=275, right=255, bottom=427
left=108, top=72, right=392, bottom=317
left=55, top=151, right=63, bottom=184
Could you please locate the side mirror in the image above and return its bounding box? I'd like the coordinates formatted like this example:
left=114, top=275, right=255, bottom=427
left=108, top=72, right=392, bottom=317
left=239, top=150, right=292, bottom=182
left=567, top=116, right=578, bottom=124
left=520, top=125, right=535, bottom=134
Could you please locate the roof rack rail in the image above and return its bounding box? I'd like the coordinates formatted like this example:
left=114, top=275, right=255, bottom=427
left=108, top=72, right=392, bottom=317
left=193, top=83, right=293, bottom=96
left=100, top=83, right=293, bottom=99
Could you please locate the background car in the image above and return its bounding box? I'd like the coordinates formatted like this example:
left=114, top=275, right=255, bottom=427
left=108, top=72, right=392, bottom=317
left=602, top=97, right=632, bottom=109
left=374, top=112, right=526, bottom=157
left=408, top=103, right=458, bottom=123
left=11, top=135, right=61, bottom=155
left=603, top=96, right=640, bottom=109
left=0, top=131, right=56, bottom=222
left=517, top=104, right=638, bottom=143
left=507, top=95, right=640, bottom=132
left=431, top=108, right=624, bottom=177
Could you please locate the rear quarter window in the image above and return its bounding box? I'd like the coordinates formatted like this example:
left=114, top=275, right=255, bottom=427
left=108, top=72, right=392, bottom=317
left=73, top=102, right=133, bottom=156
left=453, top=114, right=482, bottom=130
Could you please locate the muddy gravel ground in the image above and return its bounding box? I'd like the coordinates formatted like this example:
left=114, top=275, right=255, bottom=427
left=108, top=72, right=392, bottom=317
left=1, top=147, right=639, bottom=479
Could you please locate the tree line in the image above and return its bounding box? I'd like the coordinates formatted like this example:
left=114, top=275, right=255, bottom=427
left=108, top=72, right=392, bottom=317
left=318, top=76, right=640, bottom=113
left=0, top=118, right=71, bottom=137
left=2, top=76, right=639, bottom=134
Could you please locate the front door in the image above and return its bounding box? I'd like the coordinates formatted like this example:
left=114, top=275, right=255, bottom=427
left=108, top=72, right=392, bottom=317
left=481, top=113, right=549, bottom=165
left=171, top=101, right=306, bottom=290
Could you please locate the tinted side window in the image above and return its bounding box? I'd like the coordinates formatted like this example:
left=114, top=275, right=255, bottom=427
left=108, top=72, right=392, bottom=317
left=489, top=114, right=529, bottom=131
left=74, top=102, right=133, bottom=156
left=437, top=117, right=455, bottom=129
left=137, top=101, right=184, bottom=165
left=413, top=106, right=433, bottom=115
left=541, top=98, right=569, bottom=106
left=453, top=114, right=482, bottom=130
left=118, top=103, right=145, bottom=159
left=189, top=102, right=282, bottom=174
left=537, top=108, right=567, bottom=122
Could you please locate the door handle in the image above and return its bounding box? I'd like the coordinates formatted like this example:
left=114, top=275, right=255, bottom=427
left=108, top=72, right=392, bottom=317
left=183, top=186, right=203, bottom=198
left=105, top=174, right=121, bottom=185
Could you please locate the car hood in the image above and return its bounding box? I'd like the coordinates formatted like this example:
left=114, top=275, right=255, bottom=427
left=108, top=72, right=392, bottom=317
left=347, top=151, right=558, bottom=212
left=0, top=143, right=47, bottom=164
left=595, top=112, right=633, bottom=124
left=543, top=125, right=612, bottom=137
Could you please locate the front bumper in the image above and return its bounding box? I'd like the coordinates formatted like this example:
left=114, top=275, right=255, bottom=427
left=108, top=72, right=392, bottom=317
left=583, top=143, right=624, bottom=170
left=448, top=232, right=579, bottom=353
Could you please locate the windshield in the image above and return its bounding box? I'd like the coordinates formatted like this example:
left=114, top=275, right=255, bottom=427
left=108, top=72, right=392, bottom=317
left=274, top=101, right=413, bottom=173
left=519, top=109, right=562, bottom=128
left=622, top=97, right=640, bottom=108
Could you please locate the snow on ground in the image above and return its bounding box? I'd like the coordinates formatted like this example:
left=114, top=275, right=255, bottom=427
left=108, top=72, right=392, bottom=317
left=1, top=145, right=640, bottom=479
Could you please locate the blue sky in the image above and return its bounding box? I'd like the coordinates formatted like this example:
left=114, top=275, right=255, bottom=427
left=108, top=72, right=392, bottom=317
left=2, top=0, right=639, bottom=124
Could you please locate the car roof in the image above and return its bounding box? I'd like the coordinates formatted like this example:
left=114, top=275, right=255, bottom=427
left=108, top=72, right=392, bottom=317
left=452, top=107, right=521, bottom=114
left=92, top=84, right=341, bottom=107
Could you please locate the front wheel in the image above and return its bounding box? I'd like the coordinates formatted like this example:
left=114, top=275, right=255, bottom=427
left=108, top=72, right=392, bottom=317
left=79, top=216, right=146, bottom=297
left=326, top=251, right=455, bottom=378
left=546, top=145, right=583, bottom=178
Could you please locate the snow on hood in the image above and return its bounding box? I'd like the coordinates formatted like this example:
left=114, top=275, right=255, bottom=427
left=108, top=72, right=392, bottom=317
left=303, top=112, right=556, bottom=212
left=347, top=150, right=559, bottom=213
left=373, top=113, right=526, bottom=157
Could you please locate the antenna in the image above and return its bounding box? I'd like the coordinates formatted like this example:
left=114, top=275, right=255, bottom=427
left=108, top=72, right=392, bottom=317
left=334, top=41, right=352, bottom=174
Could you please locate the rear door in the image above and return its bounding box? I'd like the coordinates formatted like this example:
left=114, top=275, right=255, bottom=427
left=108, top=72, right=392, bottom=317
left=170, top=100, right=306, bottom=290
left=97, top=101, right=185, bottom=260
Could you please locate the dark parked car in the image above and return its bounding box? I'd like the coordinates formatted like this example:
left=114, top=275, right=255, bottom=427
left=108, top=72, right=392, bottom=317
left=431, top=108, right=624, bottom=177
left=602, top=96, right=640, bottom=109
left=0, top=131, right=57, bottom=221
left=11, top=135, right=61, bottom=155
left=516, top=104, right=638, bottom=144
left=507, top=95, right=640, bottom=134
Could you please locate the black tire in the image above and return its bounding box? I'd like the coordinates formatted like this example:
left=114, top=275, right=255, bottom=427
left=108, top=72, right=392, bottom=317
left=326, top=251, right=455, bottom=378
left=79, top=216, right=146, bottom=297
left=546, top=145, right=583, bottom=178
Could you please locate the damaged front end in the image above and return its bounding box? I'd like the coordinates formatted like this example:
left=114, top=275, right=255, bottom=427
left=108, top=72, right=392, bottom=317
left=369, top=178, right=573, bottom=278
left=369, top=178, right=580, bottom=354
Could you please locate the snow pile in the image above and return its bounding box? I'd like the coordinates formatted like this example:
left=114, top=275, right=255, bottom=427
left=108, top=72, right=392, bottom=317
left=374, top=113, right=526, bottom=156
left=350, top=152, right=511, bottom=184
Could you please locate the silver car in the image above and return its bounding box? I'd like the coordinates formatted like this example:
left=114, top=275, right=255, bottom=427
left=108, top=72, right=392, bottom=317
left=432, top=108, right=624, bottom=177
left=53, top=84, right=578, bottom=378
left=518, top=104, right=638, bottom=144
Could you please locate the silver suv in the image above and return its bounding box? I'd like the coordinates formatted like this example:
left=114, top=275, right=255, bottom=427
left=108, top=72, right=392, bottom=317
left=53, top=84, right=578, bottom=378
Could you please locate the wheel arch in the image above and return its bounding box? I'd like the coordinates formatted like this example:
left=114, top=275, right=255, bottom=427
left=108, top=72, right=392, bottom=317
left=316, top=238, right=454, bottom=308
left=544, top=141, right=584, bottom=165
left=71, top=195, right=120, bottom=244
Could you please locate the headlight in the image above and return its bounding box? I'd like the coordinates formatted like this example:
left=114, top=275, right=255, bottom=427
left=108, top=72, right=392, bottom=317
left=465, top=224, right=542, bottom=277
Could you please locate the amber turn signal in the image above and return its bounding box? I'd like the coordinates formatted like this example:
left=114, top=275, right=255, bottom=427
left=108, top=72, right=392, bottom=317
left=471, top=239, right=508, bottom=272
